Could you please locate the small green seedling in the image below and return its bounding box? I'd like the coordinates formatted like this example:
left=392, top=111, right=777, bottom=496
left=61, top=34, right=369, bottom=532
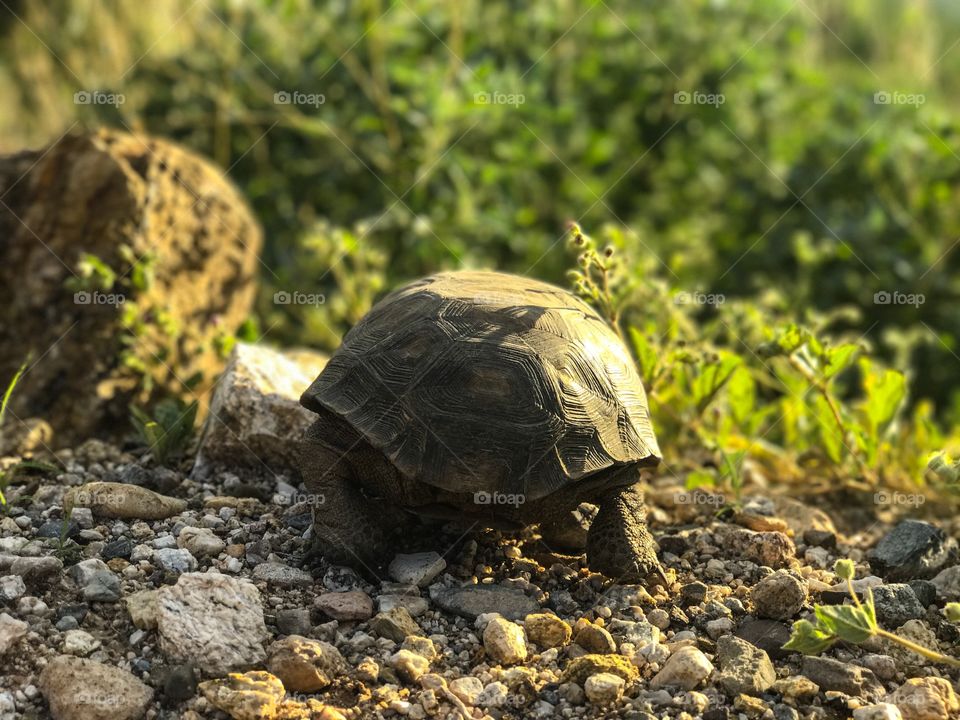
left=0, top=360, right=29, bottom=507
left=130, top=398, right=199, bottom=466
left=785, top=559, right=960, bottom=668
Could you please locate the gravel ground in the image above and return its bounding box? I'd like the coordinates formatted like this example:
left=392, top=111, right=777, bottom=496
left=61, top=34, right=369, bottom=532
left=2, top=439, right=960, bottom=720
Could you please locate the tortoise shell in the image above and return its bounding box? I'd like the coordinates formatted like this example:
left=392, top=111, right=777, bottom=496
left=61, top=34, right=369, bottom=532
left=300, top=271, right=660, bottom=501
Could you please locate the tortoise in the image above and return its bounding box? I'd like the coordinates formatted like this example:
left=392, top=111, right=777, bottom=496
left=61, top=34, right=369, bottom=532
left=299, top=270, right=664, bottom=583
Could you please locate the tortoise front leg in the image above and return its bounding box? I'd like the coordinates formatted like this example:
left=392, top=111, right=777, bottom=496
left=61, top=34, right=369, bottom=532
left=586, top=470, right=664, bottom=585
left=299, top=414, right=395, bottom=575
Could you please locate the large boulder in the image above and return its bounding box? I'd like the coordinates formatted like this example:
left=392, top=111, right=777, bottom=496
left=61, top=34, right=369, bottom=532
left=192, top=342, right=327, bottom=476
left=0, top=129, right=261, bottom=445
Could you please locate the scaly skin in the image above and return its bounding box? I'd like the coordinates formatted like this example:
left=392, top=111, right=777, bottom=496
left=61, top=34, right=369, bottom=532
left=586, top=482, right=663, bottom=584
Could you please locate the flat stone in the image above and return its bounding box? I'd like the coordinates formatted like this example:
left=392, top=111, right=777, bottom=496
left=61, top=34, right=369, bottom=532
left=39, top=655, right=153, bottom=720
left=715, top=634, right=775, bottom=696
left=315, top=591, right=374, bottom=621
left=801, top=656, right=884, bottom=700
left=10, top=556, right=63, bottom=586
left=251, top=561, right=312, bottom=588
left=65, top=482, right=187, bottom=520
left=431, top=584, right=539, bottom=620
left=853, top=704, right=904, bottom=720
left=276, top=608, right=312, bottom=636
left=157, top=572, right=268, bottom=676
left=735, top=618, right=794, bottom=660
left=377, top=594, right=429, bottom=617
left=101, top=537, right=134, bottom=560
left=388, top=552, right=447, bottom=588
left=930, top=565, right=960, bottom=601
left=67, top=559, right=121, bottom=602
left=868, top=520, right=958, bottom=581
left=369, top=606, right=421, bottom=642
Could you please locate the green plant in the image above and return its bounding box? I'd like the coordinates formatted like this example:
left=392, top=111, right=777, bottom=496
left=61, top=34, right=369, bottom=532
left=785, top=559, right=960, bottom=668
left=0, top=360, right=29, bottom=506
left=130, top=398, right=199, bottom=466
left=564, top=222, right=957, bottom=499
left=48, top=513, right=82, bottom=564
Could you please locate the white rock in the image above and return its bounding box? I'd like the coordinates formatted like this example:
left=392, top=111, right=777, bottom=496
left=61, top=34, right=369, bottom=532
left=157, top=572, right=268, bottom=676
left=66, top=558, right=111, bottom=586
left=476, top=681, right=509, bottom=708
left=650, top=646, right=714, bottom=690
left=584, top=672, right=625, bottom=705
left=887, top=677, right=959, bottom=720
left=377, top=594, right=429, bottom=617
left=0, top=613, right=27, bottom=655
left=483, top=617, right=527, bottom=665
left=153, top=547, right=197, bottom=574
left=177, top=526, right=225, bottom=557
left=70, top=507, right=94, bottom=529
left=449, top=676, right=484, bottom=705
left=0, top=691, right=15, bottom=720
left=63, top=629, right=100, bottom=656
left=40, top=656, right=153, bottom=720
left=388, top=648, right=431, bottom=682
left=853, top=704, right=903, bottom=720
left=192, top=343, right=327, bottom=474
left=388, top=552, right=447, bottom=588
left=931, top=565, right=960, bottom=601
left=0, top=575, right=26, bottom=601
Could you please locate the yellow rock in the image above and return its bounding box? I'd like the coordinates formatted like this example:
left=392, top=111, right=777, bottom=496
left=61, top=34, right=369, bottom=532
left=560, top=654, right=639, bottom=685
left=199, top=671, right=285, bottom=720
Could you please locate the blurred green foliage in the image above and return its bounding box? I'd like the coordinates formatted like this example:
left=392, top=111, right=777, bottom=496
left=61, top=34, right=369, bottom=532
left=3, top=0, right=960, bottom=421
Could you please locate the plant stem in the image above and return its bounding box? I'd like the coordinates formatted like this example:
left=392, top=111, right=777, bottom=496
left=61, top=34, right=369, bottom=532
left=847, top=577, right=864, bottom=611
left=874, top=628, right=960, bottom=668
left=785, top=353, right=869, bottom=474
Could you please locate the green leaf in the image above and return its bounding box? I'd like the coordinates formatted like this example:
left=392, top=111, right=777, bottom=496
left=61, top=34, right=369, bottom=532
left=685, top=469, right=716, bottom=490
left=629, top=328, right=659, bottom=388
left=822, top=343, right=859, bottom=379
left=0, top=360, right=28, bottom=429
left=726, top=366, right=756, bottom=428
left=813, top=603, right=877, bottom=643
left=861, top=358, right=906, bottom=431
left=776, top=324, right=809, bottom=355
left=813, top=394, right=844, bottom=463
left=692, top=352, right=742, bottom=414
left=783, top=619, right=836, bottom=655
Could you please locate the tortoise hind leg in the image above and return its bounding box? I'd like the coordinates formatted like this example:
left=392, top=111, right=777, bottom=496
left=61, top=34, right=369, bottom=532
left=299, top=412, right=398, bottom=575
left=586, top=469, right=664, bottom=585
